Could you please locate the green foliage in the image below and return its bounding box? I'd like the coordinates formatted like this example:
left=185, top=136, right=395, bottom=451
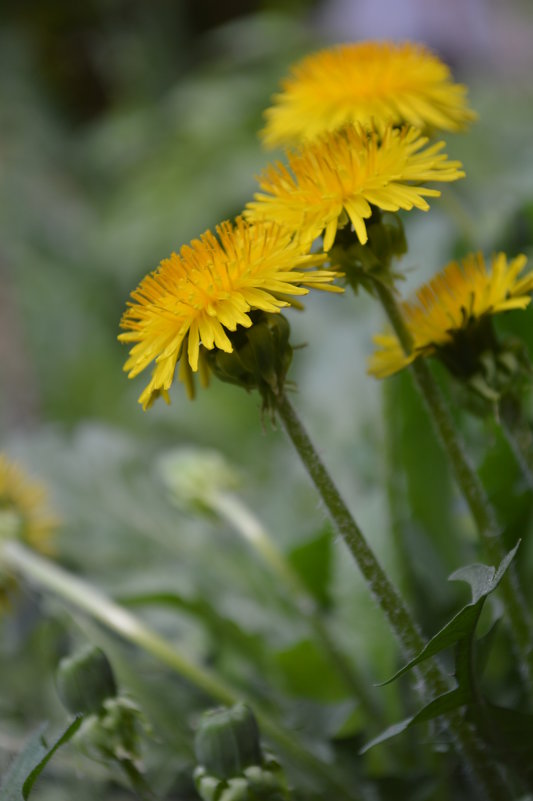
left=287, top=527, right=333, bottom=610
left=362, top=544, right=520, bottom=753
left=0, top=719, right=82, bottom=801
left=3, top=4, right=533, bottom=801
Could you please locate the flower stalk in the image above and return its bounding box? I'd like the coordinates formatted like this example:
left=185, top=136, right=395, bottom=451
left=275, top=391, right=513, bottom=801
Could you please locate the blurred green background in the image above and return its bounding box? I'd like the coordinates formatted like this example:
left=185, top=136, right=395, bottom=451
left=2, top=1, right=533, bottom=799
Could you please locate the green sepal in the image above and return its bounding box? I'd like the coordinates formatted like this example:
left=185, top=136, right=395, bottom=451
left=195, top=762, right=290, bottom=801
left=56, top=645, right=117, bottom=715
left=77, top=696, right=145, bottom=766
left=207, top=312, right=292, bottom=413
left=435, top=317, right=533, bottom=413
left=330, top=210, right=407, bottom=294
left=194, top=769, right=221, bottom=801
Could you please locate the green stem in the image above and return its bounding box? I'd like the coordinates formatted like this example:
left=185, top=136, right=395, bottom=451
left=372, top=279, right=533, bottom=688
left=0, top=540, right=360, bottom=801
left=275, top=391, right=514, bottom=801
left=277, top=392, right=422, bottom=659
left=119, top=759, right=156, bottom=801
left=210, top=490, right=383, bottom=720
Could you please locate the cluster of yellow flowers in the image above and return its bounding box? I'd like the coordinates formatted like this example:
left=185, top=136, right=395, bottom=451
left=119, top=40, right=532, bottom=408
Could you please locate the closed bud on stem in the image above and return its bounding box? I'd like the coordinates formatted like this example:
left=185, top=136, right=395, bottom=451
left=195, top=703, right=262, bottom=779
left=158, top=448, right=240, bottom=515
left=331, top=209, right=407, bottom=294
left=207, top=312, right=293, bottom=414
left=194, top=703, right=290, bottom=801
left=56, top=645, right=117, bottom=715
left=436, top=317, right=532, bottom=415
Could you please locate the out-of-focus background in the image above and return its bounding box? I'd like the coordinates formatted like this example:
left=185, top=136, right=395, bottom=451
left=2, top=1, right=533, bottom=799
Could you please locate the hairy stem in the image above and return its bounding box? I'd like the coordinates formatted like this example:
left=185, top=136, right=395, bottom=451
left=276, top=391, right=514, bottom=801
left=373, top=278, right=533, bottom=687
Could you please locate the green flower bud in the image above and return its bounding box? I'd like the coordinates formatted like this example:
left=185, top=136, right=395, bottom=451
left=56, top=645, right=117, bottom=715
left=158, top=448, right=240, bottom=514
left=206, top=312, right=292, bottom=412
left=194, top=705, right=290, bottom=801
left=330, top=209, right=407, bottom=293
left=195, top=703, right=263, bottom=780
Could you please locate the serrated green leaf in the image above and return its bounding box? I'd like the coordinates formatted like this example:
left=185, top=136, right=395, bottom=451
left=380, top=542, right=520, bottom=685
left=0, top=717, right=82, bottom=801
left=448, top=564, right=497, bottom=604
left=379, top=604, right=481, bottom=686
left=449, top=540, right=520, bottom=602
left=360, top=688, right=467, bottom=754
left=359, top=717, right=414, bottom=754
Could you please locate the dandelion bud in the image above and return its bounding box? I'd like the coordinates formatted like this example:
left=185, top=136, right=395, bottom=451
left=194, top=704, right=290, bottom=801
left=194, top=703, right=262, bottom=779
left=56, top=645, right=117, bottom=715
left=207, top=312, right=292, bottom=410
left=158, top=448, right=240, bottom=513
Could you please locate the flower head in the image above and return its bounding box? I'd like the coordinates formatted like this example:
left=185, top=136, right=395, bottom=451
left=369, top=252, right=533, bottom=378
left=0, top=453, right=58, bottom=606
left=261, top=41, right=476, bottom=149
left=0, top=454, right=57, bottom=554
left=119, top=217, right=342, bottom=409
left=246, top=125, right=464, bottom=251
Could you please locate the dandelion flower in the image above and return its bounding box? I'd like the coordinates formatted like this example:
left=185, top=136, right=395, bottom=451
left=246, top=125, right=464, bottom=251
left=119, top=217, right=342, bottom=409
left=369, top=252, right=533, bottom=378
left=0, top=455, right=58, bottom=606
left=261, top=41, right=476, bottom=149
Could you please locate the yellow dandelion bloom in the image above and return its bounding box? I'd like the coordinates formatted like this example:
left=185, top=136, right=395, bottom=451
left=369, top=253, right=533, bottom=378
left=246, top=125, right=464, bottom=252
left=0, top=454, right=57, bottom=556
left=119, top=217, right=342, bottom=409
left=261, top=41, right=476, bottom=149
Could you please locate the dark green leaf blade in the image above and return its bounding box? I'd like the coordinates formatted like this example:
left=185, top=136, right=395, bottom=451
left=378, top=604, right=481, bottom=686
left=0, top=718, right=82, bottom=801
left=449, top=540, right=520, bottom=602
left=380, top=543, right=520, bottom=686
left=22, top=717, right=83, bottom=799
left=360, top=688, right=467, bottom=754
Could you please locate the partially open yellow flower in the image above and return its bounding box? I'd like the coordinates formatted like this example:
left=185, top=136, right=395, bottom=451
left=119, top=217, right=342, bottom=409
left=261, top=41, right=476, bottom=149
left=246, top=125, right=464, bottom=252
left=369, top=253, right=533, bottom=378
